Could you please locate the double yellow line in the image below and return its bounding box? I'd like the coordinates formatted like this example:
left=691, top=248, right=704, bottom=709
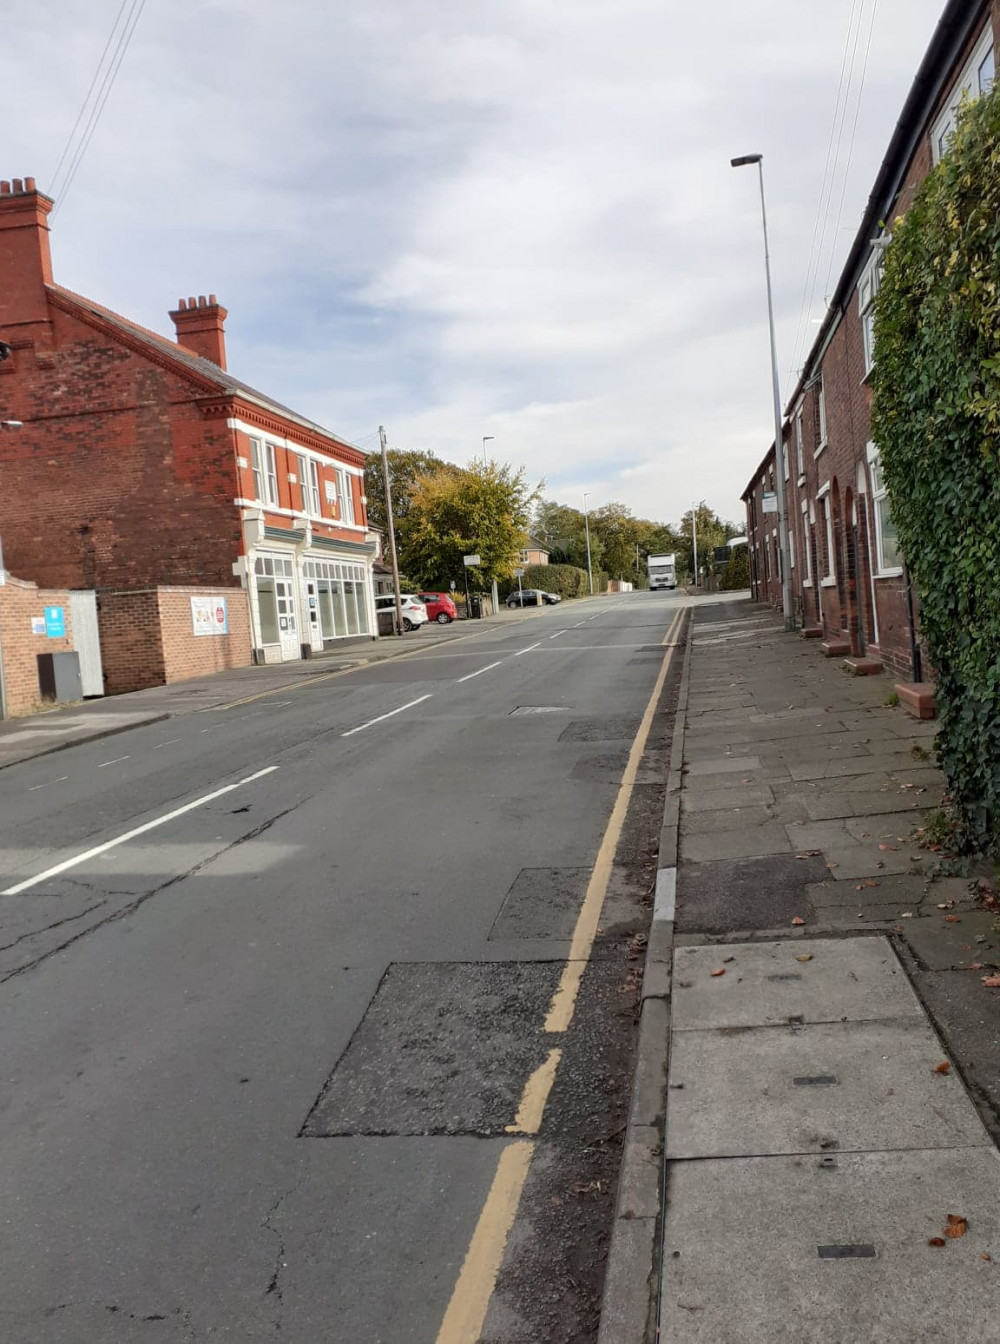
left=434, top=605, right=687, bottom=1344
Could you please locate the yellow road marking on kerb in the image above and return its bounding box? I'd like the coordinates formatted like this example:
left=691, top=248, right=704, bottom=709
left=504, top=1048, right=562, bottom=1135
left=433, top=605, right=687, bottom=1344
left=434, top=1142, right=535, bottom=1344
left=546, top=605, right=685, bottom=1033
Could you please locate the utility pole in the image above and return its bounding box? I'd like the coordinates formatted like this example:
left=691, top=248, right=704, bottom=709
left=379, top=426, right=405, bottom=637
left=583, top=492, right=594, bottom=595
left=691, top=504, right=698, bottom=588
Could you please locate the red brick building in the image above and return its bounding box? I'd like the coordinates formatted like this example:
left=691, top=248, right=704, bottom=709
left=743, top=0, right=997, bottom=688
left=0, top=176, right=375, bottom=695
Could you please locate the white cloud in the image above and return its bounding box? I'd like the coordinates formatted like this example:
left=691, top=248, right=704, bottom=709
left=1, top=0, right=946, bottom=527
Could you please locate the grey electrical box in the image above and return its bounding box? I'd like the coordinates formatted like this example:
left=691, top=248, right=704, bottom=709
left=37, top=651, right=82, bottom=703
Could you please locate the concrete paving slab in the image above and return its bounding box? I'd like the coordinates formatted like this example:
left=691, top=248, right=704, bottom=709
left=844, top=812, right=925, bottom=842
left=682, top=783, right=774, bottom=811
left=903, top=913, right=1000, bottom=971
left=671, top=937, right=921, bottom=1029
left=806, top=875, right=932, bottom=909
left=664, top=1018, right=988, bottom=1158
left=679, top=805, right=774, bottom=835
left=803, top=791, right=927, bottom=821
left=680, top=823, right=792, bottom=863
left=684, top=755, right=762, bottom=776
left=660, top=1148, right=1000, bottom=1343
left=787, top=749, right=924, bottom=780
left=822, top=845, right=918, bottom=880
left=913, top=970, right=1000, bottom=1138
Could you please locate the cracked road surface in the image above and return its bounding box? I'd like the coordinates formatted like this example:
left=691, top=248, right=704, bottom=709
left=0, top=591, right=685, bottom=1342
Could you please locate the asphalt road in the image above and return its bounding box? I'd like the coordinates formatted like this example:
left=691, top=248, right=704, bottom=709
left=0, top=590, right=688, bottom=1343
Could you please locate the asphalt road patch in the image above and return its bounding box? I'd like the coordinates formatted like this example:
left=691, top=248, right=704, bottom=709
left=559, top=716, right=641, bottom=743
left=676, top=853, right=827, bottom=933
left=302, top=960, right=562, bottom=1137
left=490, top=866, right=651, bottom=942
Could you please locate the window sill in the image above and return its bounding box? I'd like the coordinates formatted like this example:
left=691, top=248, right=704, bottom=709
left=873, top=567, right=904, bottom=579
left=802, top=579, right=813, bottom=588
left=813, top=441, right=828, bottom=458
left=861, top=368, right=874, bottom=386
left=797, top=475, right=806, bottom=487
left=820, top=576, right=837, bottom=588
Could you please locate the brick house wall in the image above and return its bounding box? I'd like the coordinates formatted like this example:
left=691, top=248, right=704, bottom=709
left=157, top=586, right=252, bottom=684
left=96, top=590, right=165, bottom=694
left=0, top=575, right=75, bottom=715
left=743, top=1, right=997, bottom=683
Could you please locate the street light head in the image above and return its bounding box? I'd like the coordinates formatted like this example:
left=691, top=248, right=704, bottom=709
left=731, top=153, right=762, bottom=167
left=0, top=420, right=23, bottom=430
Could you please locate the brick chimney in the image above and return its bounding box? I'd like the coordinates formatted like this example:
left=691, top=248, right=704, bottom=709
left=0, top=177, right=55, bottom=333
left=169, top=294, right=228, bottom=369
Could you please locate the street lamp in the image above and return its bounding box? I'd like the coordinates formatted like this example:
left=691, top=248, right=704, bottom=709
left=0, top=421, right=22, bottom=430
left=583, top=492, right=594, bottom=595
left=731, top=152, right=794, bottom=632
left=482, top=435, right=494, bottom=467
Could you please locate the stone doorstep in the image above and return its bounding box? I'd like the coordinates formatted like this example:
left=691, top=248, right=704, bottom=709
left=844, top=656, right=883, bottom=676
left=821, top=639, right=852, bottom=657
left=801, top=626, right=823, bottom=639
left=895, top=681, right=938, bottom=720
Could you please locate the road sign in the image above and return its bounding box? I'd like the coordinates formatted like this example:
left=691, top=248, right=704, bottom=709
left=44, top=605, right=66, bottom=638
left=463, top=553, right=481, bottom=567
left=513, top=567, right=525, bottom=577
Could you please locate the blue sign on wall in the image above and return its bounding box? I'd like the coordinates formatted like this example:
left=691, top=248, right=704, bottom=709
left=44, top=605, right=66, bottom=638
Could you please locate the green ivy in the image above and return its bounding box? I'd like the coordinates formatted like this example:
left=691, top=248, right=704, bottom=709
left=871, top=85, right=1000, bottom=853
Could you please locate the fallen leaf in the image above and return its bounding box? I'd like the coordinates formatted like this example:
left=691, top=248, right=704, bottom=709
left=878, top=843, right=899, bottom=852
left=791, top=917, right=806, bottom=926
left=982, top=1253, right=992, bottom=1262
left=934, top=1061, right=951, bottom=1075
left=936, top=903, right=949, bottom=909
left=967, top=963, right=985, bottom=971
left=827, top=862, right=839, bottom=869
left=855, top=884, right=864, bottom=891
left=927, top=1237, right=946, bottom=1248
left=944, top=1215, right=968, bottom=1239
left=710, top=968, right=726, bottom=978
left=723, top=956, right=735, bottom=963
left=982, top=975, right=1000, bottom=988
left=944, top=915, right=961, bottom=924
left=865, top=880, right=880, bottom=888
left=795, top=851, right=821, bottom=859
left=795, top=954, right=813, bottom=963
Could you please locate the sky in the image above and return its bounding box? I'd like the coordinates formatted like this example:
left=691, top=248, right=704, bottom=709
left=3, top=0, right=947, bottom=529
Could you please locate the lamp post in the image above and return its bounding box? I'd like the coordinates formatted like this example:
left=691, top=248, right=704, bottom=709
left=482, top=435, right=494, bottom=467
left=731, top=152, right=794, bottom=632
left=378, top=426, right=405, bottom=637
left=691, top=502, right=699, bottom=588
left=583, top=492, right=594, bottom=595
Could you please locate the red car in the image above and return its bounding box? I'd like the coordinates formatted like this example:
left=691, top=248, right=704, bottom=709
left=418, top=592, right=458, bottom=624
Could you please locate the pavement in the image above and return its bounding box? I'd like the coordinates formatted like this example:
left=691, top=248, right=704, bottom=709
left=0, top=600, right=565, bottom=770
left=0, top=588, right=685, bottom=1343
left=599, top=595, right=1000, bottom=1343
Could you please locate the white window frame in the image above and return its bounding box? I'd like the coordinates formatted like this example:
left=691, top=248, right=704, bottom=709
left=292, top=453, right=308, bottom=514
left=858, top=248, right=884, bottom=378
left=788, top=526, right=796, bottom=571
left=816, top=376, right=827, bottom=453
left=794, top=403, right=805, bottom=479
left=309, top=460, right=322, bottom=517
left=336, top=468, right=355, bottom=524
left=249, top=438, right=264, bottom=502
left=800, top=499, right=812, bottom=586
left=264, top=442, right=278, bottom=505
left=866, top=443, right=903, bottom=577
left=816, top=483, right=836, bottom=586
left=931, top=27, right=995, bottom=164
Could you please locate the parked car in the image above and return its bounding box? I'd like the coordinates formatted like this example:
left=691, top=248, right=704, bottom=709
left=418, top=592, right=458, bottom=624
left=374, top=593, right=428, bottom=631
left=506, top=588, right=562, bottom=608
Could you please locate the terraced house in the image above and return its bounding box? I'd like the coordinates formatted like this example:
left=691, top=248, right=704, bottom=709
left=743, top=0, right=996, bottom=700
left=0, top=176, right=375, bottom=695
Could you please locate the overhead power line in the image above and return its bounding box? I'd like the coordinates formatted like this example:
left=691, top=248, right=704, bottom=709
left=49, top=0, right=149, bottom=211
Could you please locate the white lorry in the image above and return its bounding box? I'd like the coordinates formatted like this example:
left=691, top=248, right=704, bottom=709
left=647, top=553, right=677, bottom=591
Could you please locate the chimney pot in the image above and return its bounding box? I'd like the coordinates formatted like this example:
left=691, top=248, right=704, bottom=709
left=24, top=177, right=36, bottom=192
left=0, top=182, right=9, bottom=195
left=197, top=295, right=207, bottom=307
left=12, top=179, right=23, bottom=193
left=188, top=296, right=197, bottom=308
left=169, top=293, right=228, bottom=370
left=209, top=293, right=217, bottom=305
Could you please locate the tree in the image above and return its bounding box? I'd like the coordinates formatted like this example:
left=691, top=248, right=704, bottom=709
left=363, top=448, right=456, bottom=536
left=533, top=500, right=594, bottom=570
left=591, top=502, right=639, bottom=580
left=401, top=461, right=537, bottom=590
left=679, top=503, right=742, bottom=581
left=871, top=83, right=1000, bottom=853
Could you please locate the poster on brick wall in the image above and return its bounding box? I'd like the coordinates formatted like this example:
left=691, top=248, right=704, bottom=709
left=191, top=595, right=229, bottom=636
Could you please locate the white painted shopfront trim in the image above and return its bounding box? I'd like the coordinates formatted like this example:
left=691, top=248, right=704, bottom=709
left=227, top=418, right=365, bottom=475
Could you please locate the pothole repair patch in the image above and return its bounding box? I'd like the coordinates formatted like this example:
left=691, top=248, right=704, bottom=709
left=302, top=961, right=562, bottom=1137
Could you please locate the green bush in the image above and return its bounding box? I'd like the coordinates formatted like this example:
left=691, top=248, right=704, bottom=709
left=502, top=563, right=590, bottom=599
left=718, top=548, right=750, bottom=591
left=871, top=84, right=1000, bottom=853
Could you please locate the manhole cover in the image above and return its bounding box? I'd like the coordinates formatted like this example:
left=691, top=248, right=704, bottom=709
left=509, top=706, right=571, bottom=716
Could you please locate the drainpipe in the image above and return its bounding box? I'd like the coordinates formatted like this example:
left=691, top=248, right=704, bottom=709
left=903, top=564, right=922, bottom=683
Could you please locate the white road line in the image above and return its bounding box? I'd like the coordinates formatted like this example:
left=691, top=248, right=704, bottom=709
left=1, top=766, right=280, bottom=896
left=548, top=631, right=567, bottom=640
left=341, top=694, right=433, bottom=737
left=152, top=739, right=182, bottom=749
left=97, top=756, right=130, bottom=768
left=456, top=661, right=502, bottom=684
left=28, top=776, right=68, bottom=793
left=515, top=642, right=542, bottom=657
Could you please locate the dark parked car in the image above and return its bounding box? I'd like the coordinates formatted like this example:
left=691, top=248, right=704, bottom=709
left=418, top=592, right=458, bottom=624
left=506, top=588, right=562, bottom=608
